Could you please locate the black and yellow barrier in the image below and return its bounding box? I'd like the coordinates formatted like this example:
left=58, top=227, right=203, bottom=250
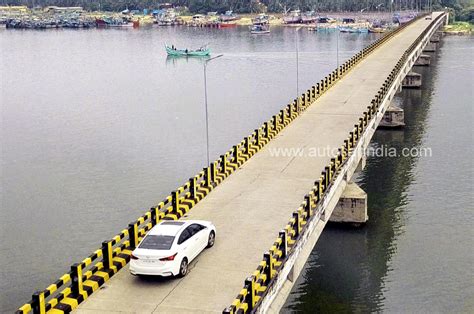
left=223, top=12, right=447, bottom=314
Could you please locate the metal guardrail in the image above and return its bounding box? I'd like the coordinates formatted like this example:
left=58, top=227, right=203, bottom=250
left=223, top=11, right=447, bottom=314
left=16, top=14, right=385, bottom=314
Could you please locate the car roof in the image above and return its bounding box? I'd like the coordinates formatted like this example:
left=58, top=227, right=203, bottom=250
left=147, top=220, right=211, bottom=236
left=148, top=221, right=187, bottom=236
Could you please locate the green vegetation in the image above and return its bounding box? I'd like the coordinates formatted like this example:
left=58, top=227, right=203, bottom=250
left=2, top=0, right=473, bottom=15
left=444, top=21, right=473, bottom=33
left=456, top=5, right=474, bottom=22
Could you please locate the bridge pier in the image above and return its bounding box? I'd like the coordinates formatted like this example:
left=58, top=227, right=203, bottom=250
left=330, top=182, right=368, bottom=226
left=380, top=103, right=405, bottom=128
left=356, top=154, right=366, bottom=172
left=430, top=34, right=441, bottom=43
left=415, top=54, right=431, bottom=66
left=402, top=71, right=422, bottom=88
left=424, top=42, right=437, bottom=52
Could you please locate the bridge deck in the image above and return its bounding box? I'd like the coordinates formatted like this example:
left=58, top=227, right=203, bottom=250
left=76, top=14, right=440, bottom=313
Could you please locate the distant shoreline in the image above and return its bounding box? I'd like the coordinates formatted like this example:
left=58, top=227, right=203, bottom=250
left=443, top=21, right=473, bottom=35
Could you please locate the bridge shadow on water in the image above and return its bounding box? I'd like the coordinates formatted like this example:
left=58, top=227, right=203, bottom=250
left=282, top=44, right=442, bottom=313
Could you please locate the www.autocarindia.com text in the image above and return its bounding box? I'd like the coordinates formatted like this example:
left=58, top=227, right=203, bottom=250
left=268, top=145, right=432, bottom=158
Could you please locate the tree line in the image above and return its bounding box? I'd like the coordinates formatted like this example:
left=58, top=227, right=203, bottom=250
left=1, top=0, right=473, bottom=21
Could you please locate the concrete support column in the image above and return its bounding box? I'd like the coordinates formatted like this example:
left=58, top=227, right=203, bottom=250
left=380, top=103, right=405, bottom=128
left=330, top=182, right=368, bottom=226
left=424, top=42, right=437, bottom=52
left=356, top=154, right=366, bottom=172
left=402, top=71, right=422, bottom=88
left=415, top=54, right=431, bottom=66
left=430, top=34, right=440, bottom=43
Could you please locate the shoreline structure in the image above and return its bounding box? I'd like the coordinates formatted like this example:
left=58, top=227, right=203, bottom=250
left=1, top=9, right=470, bottom=33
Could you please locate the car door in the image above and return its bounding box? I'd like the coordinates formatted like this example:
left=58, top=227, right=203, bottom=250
left=189, top=224, right=207, bottom=253
left=194, top=224, right=208, bottom=250
left=177, top=228, right=193, bottom=261
left=179, top=226, right=200, bottom=261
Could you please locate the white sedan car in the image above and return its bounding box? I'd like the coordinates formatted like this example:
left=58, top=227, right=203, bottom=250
left=130, top=220, right=216, bottom=277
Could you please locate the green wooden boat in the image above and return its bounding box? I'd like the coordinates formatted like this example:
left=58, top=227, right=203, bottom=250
left=165, top=45, right=211, bottom=57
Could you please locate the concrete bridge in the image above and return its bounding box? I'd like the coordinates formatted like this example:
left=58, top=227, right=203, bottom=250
left=17, top=11, right=448, bottom=314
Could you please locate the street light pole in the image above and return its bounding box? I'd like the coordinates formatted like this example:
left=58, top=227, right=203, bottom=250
left=295, top=27, right=301, bottom=97
left=336, top=27, right=339, bottom=69
left=203, top=54, right=223, bottom=167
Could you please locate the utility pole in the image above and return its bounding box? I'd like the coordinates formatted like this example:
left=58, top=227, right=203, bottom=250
left=295, top=27, right=302, bottom=97
left=203, top=54, right=223, bottom=167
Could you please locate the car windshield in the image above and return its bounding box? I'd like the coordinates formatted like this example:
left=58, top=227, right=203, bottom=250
left=138, top=235, right=175, bottom=250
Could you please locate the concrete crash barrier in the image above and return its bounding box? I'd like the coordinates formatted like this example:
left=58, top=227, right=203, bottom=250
left=223, top=11, right=447, bottom=314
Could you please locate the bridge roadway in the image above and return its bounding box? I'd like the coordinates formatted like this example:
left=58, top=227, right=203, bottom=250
left=76, top=13, right=441, bottom=313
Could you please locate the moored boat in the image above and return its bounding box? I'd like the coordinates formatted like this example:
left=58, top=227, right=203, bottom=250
left=220, top=10, right=239, bottom=22
left=165, top=45, right=211, bottom=57
left=369, top=27, right=385, bottom=33
left=339, top=26, right=369, bottom=33
left=252, top=13, right=269, bottom=25
left=339, top=26, right=354, bottom=33
left=219, top=21, right=237, bottom=28
left=316, top=25, right=338, bottom=32
left=301, top=11, right=317, bottom=24
left=96, top=17, right=133, bottom=27
left=250, top=24, right=270, bottom=34
left=95, top=18, right=107, bottom=27
left=283, top=10, right=302, bottom=24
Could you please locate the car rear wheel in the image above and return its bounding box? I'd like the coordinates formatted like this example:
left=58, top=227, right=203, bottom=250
left=207, top=231, right=216, bottom=248
left=178, top=258, right=188, bottom=277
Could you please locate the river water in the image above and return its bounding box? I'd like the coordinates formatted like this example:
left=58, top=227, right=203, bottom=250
left=0, top=26, right=471, bottom=312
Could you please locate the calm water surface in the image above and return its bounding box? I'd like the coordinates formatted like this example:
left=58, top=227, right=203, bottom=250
left=283, top=36, right=474, bottom=313
left=0, top=26, right=378, bottom=311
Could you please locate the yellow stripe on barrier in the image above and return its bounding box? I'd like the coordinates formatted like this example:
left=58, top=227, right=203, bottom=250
left=94, top=271, right=111, bottom=281
left=60, top=287, right=71, bottom=298
left=59, top=274, right=71, bottom=283
left=113, top=256, right=127, bottom=267
left=83, top=279, right=99, bottom=292
left=112, top=235, right=120, bottom=243
left=84, top=270, right=93, bottom=280
left=47, top=298, right=58, bottom=309
left=58, top=297, right=78, bottom=310
left=81, top=257, right=92, bottom=267
left=240, top=303, right=249, bottom=312
left=17, top=304, right=31, bottom=313
left=46, top=284, right=57, bottom=295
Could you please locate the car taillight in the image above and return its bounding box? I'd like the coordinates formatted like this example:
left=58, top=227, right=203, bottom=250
left=130, top=253, right=139, bottom=260
left=159, top=253, right=177, bottom=261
